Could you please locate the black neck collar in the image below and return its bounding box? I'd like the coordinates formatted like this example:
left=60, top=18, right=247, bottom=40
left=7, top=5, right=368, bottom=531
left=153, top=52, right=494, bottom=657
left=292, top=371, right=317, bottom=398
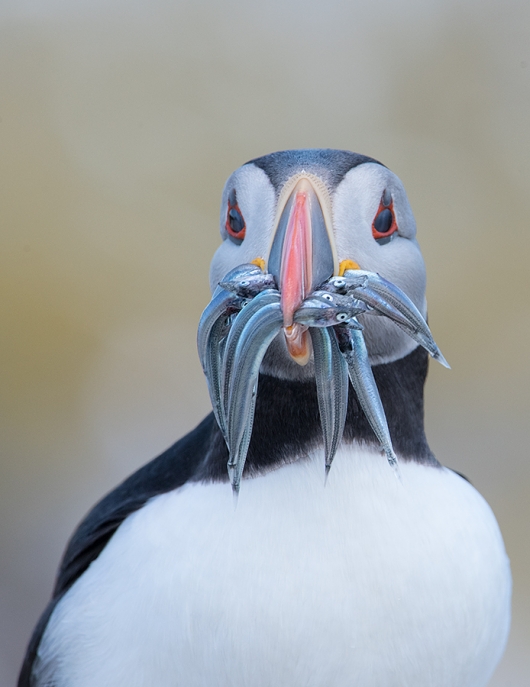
left=196, top=345, right=437, bottom=482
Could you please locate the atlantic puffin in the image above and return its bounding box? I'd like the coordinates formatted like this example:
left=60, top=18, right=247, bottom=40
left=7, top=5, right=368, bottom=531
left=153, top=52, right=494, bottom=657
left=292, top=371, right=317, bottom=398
left=19, top=149, right=511, bottom=687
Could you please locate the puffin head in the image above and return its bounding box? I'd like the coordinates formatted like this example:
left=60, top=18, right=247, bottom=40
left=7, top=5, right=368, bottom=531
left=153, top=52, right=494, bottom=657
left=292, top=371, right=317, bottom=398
left=202, top=149, right=446, bottom=492
left=210, top=149, right=427, bottom=379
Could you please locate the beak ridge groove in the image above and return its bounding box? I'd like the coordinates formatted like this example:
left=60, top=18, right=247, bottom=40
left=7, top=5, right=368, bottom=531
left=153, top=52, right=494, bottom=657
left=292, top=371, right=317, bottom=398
left=268, top=177, right=336, bottom=364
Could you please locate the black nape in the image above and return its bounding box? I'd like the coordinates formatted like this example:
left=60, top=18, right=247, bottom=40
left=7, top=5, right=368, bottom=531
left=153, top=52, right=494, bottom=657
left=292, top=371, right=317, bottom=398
left=247, top=149, right=383, bottom=194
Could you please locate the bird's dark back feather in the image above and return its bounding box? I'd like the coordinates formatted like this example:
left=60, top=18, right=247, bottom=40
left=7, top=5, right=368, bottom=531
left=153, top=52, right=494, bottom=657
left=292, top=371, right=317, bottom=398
left=18, top=415, right=217, bottom=687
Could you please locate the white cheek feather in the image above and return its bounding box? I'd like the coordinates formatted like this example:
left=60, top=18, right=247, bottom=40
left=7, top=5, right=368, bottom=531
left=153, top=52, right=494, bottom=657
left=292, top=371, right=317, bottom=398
left=209, top=165, right=276, bottom=292
left=333, top=164, right=429, bottom=364
left=37, top=448, right=511, bottom=687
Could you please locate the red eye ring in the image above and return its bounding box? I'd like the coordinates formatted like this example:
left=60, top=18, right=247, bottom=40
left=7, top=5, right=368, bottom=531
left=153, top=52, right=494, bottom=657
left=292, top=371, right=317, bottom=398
left=225, top=190, right=246, bottom=242
left=372, top=194, right=398, bottom=241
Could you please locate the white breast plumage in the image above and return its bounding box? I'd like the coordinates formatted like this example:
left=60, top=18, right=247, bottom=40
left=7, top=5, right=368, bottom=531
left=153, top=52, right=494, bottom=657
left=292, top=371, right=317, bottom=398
left=36, top=447, right=511, bottom=687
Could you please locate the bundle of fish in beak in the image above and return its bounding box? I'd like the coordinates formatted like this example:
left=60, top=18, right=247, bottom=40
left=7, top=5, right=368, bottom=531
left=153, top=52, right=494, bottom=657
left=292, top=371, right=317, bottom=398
left=198, top=263, right=448, bottom=494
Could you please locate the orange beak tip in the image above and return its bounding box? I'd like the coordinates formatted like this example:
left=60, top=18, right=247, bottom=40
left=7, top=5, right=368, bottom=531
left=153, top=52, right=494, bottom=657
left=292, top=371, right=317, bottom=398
left=284, top=325, right=312, bottom=366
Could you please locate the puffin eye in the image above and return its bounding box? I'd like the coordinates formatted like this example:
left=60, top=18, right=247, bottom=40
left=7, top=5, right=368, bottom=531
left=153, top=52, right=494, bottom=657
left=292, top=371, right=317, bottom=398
left=225, top=189, right=246, bottom=245
left=372, top=191, right=398, bottom=245
left=374, top=209, right=393, bottom=234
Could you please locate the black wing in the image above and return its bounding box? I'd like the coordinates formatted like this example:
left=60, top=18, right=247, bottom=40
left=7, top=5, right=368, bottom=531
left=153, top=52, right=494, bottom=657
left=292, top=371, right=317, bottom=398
left=18, top=413, right=219, bottom=687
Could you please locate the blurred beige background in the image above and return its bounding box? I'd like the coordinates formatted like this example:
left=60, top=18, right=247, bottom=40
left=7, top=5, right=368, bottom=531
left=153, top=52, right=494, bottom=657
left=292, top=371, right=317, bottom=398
left=1, top=0, right=529, bottom=684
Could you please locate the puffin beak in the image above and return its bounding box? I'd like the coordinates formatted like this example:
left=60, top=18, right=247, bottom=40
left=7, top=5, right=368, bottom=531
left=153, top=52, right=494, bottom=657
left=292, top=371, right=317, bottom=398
left=268, top=177, right=337, bottom=365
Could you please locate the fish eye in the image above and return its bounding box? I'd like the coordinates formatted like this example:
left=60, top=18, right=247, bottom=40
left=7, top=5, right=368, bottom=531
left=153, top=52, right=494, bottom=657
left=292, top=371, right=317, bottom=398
left=372, top=191, right=398, bottom=245
left=322, top=293, right=334, bottom=301
left=336, top=312, right=349, bottom=322
left=239, top=280, right=250, bottom=287
left=332, top=278, right=346, bottom=287
left=225, top=189, right=246, bottom=245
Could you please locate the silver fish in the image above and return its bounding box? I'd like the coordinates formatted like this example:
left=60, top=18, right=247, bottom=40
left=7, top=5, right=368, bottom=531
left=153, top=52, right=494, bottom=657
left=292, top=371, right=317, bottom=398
left=199, top=264, right=265, bottom=438
left=324, top=270, right=449, bottom=368
left=221, top=289, right=281, bottom=426
left=336, top=324, right=398, bottom=469
left=212, top=263, right=264, bottom=298
left=349, top=273, right=449, bottom=368
left=220, top=271, right=277, bottom=299
left=322, top=273, right=369, bottom=294
left=226, top=301, right=284, bottom=494
left=294, top=292, right=367, bottom=328
left=197, top=289, right=244, bottom=439
left=309, top=327, right=349, bottom=474
left=347, top=286, right=413, bottom=328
